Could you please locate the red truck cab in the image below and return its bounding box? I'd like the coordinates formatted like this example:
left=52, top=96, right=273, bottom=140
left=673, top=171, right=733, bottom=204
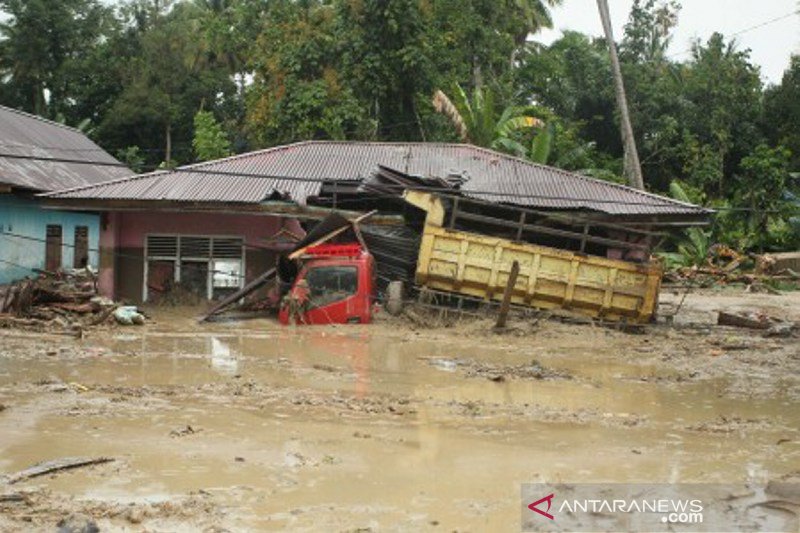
left=279, top=244, right=375, bottom=325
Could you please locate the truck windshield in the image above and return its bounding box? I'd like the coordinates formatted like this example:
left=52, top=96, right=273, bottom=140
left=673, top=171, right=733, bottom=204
left=305, top=265, right=358, bottom=308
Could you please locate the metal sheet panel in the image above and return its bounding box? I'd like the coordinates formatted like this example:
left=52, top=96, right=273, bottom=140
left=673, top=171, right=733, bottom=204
left=0, top=106, right=132, bottom=191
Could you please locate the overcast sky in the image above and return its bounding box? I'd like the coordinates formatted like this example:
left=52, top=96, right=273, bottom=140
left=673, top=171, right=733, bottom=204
left=537, top=0, right=800, bottom=84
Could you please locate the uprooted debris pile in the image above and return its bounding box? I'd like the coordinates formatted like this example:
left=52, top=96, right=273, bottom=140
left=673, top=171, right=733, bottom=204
left=0, top=270, right=137, bottom=334
left=663, top=246, right=800, bottom=291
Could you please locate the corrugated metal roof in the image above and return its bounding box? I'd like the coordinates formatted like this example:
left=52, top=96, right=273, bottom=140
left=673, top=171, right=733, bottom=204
left=44, top=141, right=708, bottom=216
left=0, top=105, right=132, bottom=192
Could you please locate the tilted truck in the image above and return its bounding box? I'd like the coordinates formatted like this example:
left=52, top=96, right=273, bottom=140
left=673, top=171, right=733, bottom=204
left=402, top=190, right=662, bottom=324
left=264, top=191, right=663, bottom=325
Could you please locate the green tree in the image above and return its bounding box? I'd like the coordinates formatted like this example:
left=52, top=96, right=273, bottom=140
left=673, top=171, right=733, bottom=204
left=97, top=0, right=235, bottom=166
left=335, top=0, right=435, bottom=140
left=764, top=55, right=800, bottom=171
left=734, top=144, right=793, bottom=251
left=0, top=0, right=112, bottom=117
left=193, top=109, right=231, bottom=161
left=678, top=33, right=764, bottom=197
left=245, top=1, right=369, bottom=146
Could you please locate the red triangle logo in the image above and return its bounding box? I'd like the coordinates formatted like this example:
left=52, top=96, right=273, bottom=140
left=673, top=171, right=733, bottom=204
left=528, top=493, right=555, bottom=520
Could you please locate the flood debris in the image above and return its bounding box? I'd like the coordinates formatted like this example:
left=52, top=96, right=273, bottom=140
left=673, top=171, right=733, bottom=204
left=664, top=246, right=800, bottom=292
left=0, top=270, right=121, bottom=333
left=717, top=310, right=799, bottom=337
left=717, top=311, right=773, bottom=330
left=169, top=425, right=200, bottom=438
left=112, top=306, right=145, bottom=326
left=56, top=513, right=99, bottom=533
left=4, top=457, right=114, bottom=485
left=421, top=356, right=571, bottom=381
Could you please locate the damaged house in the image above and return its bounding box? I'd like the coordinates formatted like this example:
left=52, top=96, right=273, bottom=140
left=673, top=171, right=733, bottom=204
left=0, top=106, right=132, bottom=284
left=41, top=141, right=710, bottom=319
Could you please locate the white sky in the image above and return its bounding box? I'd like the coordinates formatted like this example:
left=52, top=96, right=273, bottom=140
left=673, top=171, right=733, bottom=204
left=536, top=0, right=800, bottom=85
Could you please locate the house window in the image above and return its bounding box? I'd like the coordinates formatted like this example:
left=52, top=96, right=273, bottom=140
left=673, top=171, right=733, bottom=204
left=144, top=235, right=244, bottom=301
left=45, top=225, right=62, bottom=272
left=73, top=226, right=89, bottom=268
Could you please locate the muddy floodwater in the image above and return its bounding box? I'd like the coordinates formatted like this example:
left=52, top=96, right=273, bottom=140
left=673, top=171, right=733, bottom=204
left=1, top=289, right=799, bottom=531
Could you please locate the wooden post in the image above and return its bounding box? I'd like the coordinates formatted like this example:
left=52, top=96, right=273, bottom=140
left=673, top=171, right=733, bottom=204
left=495, top=260, right=520, bottom=329
left=449, top=197, right=459, bottom=229
left=580, top=224, right=589, bottom=252
left=515, top=212, right=526, bottom=241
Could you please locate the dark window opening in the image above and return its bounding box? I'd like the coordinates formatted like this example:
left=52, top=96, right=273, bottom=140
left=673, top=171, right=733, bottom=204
left=45, top=225, right=62, bottom=272
left=305, top=265, right=358, bottom=308
left=146, top=260, right=175, bottom=302
left=73, top=226, right=88, bottom=268
left=180, top=261, right=209, bottom=298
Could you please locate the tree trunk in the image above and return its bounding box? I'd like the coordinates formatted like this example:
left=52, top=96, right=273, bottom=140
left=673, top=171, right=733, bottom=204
left=165, top=121, right=172, bottom=165
left=596, top=0, right=645, bottom=190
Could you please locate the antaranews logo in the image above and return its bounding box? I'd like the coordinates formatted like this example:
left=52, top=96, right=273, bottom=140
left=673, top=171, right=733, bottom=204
left=521, top=482, right=800, bottom=532
left=527, top=493, right=555, bottom=521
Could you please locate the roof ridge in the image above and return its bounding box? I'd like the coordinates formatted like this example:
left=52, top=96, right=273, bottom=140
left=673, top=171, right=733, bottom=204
left=175, top=140, right=317, bottom=171
left=0, top=104, right=82, bottom=135
left=459, top=143, right=706, bottom=210
left=39, top=168, right=169, bottom=197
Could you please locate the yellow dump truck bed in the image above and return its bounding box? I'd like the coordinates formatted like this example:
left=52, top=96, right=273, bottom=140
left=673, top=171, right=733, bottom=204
left=405, top=192, right=662, bottom=323
left=415, top=225, right=661, bottom=322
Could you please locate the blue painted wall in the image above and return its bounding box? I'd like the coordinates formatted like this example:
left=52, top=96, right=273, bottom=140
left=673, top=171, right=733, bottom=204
left=0, top=195, right=100, bottom=284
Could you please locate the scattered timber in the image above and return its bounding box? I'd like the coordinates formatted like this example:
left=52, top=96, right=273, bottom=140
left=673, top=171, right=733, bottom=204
left=4, top=457, right=114, bottom=485
left=717, top=311, right=771, bottom=330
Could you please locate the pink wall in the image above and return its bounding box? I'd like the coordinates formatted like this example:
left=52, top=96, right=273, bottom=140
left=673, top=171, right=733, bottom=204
left=97, top=210, right=305, bottom=299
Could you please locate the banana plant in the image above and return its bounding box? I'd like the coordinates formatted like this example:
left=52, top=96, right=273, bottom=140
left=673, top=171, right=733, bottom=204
left=432, top=84, right=542, bottom=157
left=659, top=181, right=712, bottom=267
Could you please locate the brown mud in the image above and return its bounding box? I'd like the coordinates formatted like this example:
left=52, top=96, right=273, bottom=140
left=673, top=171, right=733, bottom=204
left=0, top=288, right=799, bottom=531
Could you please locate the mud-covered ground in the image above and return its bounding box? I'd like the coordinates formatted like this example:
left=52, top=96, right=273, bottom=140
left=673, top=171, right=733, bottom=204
left=0, top=289, right=798, bottom=531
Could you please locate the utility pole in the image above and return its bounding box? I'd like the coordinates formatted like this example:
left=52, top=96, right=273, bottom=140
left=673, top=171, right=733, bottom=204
left=596, top=0, right=645, bottom=190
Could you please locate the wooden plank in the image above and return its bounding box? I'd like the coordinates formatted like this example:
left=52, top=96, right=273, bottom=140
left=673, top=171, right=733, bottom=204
left=288, top=210, right=376, bottom=260
left=495, top=260, right=520, bottom=329
left=199, top=267, right=276, bottom=322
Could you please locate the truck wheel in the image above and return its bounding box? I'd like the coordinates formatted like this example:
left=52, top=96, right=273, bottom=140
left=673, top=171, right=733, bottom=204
left=385, top=281, right=404, bottom=316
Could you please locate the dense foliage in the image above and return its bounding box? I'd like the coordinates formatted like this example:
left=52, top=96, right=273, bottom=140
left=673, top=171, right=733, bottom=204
left=0, top=0, right=797, bottom=252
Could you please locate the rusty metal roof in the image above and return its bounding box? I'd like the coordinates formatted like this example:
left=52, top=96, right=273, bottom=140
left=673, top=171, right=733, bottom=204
left=0, top=105, right=132, bottom=192
left=44, top=141, right=708, bottom=217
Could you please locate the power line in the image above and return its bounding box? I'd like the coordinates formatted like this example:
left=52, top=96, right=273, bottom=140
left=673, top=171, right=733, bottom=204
left=667, top=9, right=800, bottom=59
